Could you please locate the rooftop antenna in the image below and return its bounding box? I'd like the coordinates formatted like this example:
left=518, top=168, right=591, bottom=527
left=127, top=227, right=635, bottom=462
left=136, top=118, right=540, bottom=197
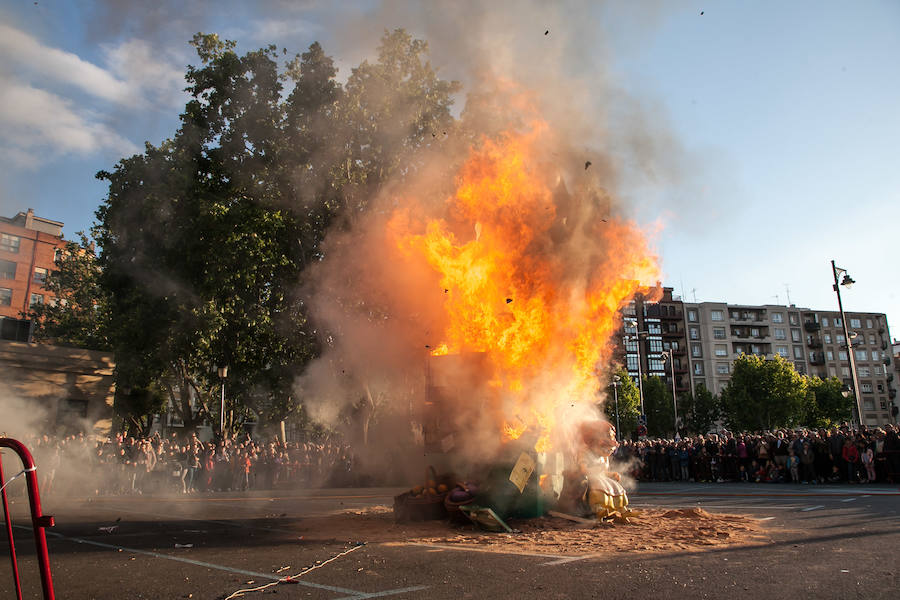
left=784, top=284, right=792, bottom=306
left=772, top=294, right=779, bottom=305
left=691, top=288, right=697, bottom=303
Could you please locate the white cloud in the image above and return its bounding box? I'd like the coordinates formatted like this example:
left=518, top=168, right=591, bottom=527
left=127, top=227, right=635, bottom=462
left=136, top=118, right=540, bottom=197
left=102, top=39, right=187, bottom=108
left=0, top=23, right=134, bottom=104
left=0, top=83, right=139, bottom=165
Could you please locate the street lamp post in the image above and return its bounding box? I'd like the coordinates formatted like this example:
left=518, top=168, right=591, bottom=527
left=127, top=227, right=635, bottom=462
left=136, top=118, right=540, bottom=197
left=610, top=376, right=621, bottom=440
left=624, top=319, right=646, bottom=420
left=662, top=350, right=679, bottom=437
left=831, top=260, right=863, bottom=427
left=218, top=365, right=228, bottom=438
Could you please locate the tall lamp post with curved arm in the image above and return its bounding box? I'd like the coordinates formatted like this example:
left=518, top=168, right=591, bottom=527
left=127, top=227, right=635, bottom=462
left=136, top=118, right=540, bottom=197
left=831, top=261, right=863, bottom=427
left=610, top=375, right=621, bottom=440
left=661, top=350, right=679, bottom=437
left=624, top=319, right=648, bottom=424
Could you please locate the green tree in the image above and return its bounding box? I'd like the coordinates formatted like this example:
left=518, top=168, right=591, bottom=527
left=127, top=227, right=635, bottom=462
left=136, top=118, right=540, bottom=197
left=26, top=233, right=110, bottom=351
left=720, top=354, right=809, bottom=431
left=805, top=376, right=852, bottom=427
left=683, top=382, right=720, bottom=435
left=603, top=367, right=641, bottom=439
left=644, top=375, right=676, bottom=438
left=91, top=30, right=460, bottom=437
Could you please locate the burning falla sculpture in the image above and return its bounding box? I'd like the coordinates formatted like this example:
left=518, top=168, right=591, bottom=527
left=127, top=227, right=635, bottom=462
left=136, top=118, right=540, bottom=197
left=571, top=419, right=630, bottom=520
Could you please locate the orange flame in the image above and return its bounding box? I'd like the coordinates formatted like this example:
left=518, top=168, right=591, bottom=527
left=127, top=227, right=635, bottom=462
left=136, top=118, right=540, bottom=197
left=392, top=119, right=659, bottom=453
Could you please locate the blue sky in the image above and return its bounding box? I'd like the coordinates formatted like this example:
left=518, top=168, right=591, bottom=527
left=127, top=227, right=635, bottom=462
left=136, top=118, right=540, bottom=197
left=2, top=1, right=898, bottom=335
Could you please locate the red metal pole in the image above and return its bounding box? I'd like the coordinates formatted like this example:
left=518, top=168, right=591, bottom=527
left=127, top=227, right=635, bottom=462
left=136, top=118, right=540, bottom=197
left=0, top=439, right=55, bottom=600
left=1, top=455, right=25, bottom=600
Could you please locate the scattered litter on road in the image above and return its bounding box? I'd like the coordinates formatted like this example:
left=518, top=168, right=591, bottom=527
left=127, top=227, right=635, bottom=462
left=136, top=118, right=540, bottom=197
left=174, top=543, right=193, bottom=548
left=274, top=566, right=291, bottom=573
left=841, top=569, right=849, bottom=573
left=98, top=526, right=119, bottom=534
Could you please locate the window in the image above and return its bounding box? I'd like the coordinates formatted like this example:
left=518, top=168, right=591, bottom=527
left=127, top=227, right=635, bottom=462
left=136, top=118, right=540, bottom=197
left=877, top=383, right=884, bottom=393
left=880, top=399, right=887, bottom=410
left=821, top=317, right=829, bottom=327
left=691, top=343, right=702, bottom=358
left=859, top=367, right=870, bottom=377
left=625, top=339, right=638, bottom=352
left=694, top=378, right=706, bottom=390
left=776, top=346, right=788, bottom=357
left=838, top=350, right=848, bottom=361
left=752, top=345, right=762, bottom=355
left=841, top=367, right=850, bottom=377
left=33, top=267, right=47, bottom=285
left=850, top=318, right=861, bottom=329
left=716, top=363, right=730, bottom=375
left=0, top=288, right=11, bottom=306
left=793, top=346, right=804, bottom=359
left=730, top=310, right=739, bottom=320
left=734, top=345, right=744, bottom=355
left=871, top=351, right=880, bottom=361
left=711, top=310, right=724, bottom=321
left=687, top=309, right=697, bottom=322
left=0, top=233, right=21, bottom=253
left=861, top=383, right=873, bottom=394
left=866, top=319, right=873, bottom=329
left=649, top=359, right=664, bottom=371
left=671, top=341, right=680, bottom=351
left=774, top=328, right=786, bottom=340
left=30, top=293, right=43, bottom=306
left=648, top=322, right=662, bottom=334
left=795, top=363, right=806, bottom=375
left=751, top=328, right=759, bottom=337
left=649, top=339, right=663, bottom=353
left=693, top=362, right=704, bottom=375
left=714, top=344, right=727, bottom=357
left=626, top=354, right=638, bottom=371
left=875, top=365, right=884, bottom=375
left=824, top=333, right=831, bottom=344
left=772, top=313, right=784, bottom=323
left=868, top=334, right=876, bottom=345
left=791, top=329, right=801, bottom=342
left=856, top=350, right=868, bottom=361
left=789, top=313, right=799, bottom=325
left=836, top=334, right=845, bottom=344
left=864, top=399, right=875, bottom=411
left=713, top=327, right=726, bottom=339
left=0, top=259, right=15, bottom=280
left=828, top=367, right=837, bottom=377
left=826, top=351, right=834, bottom=360
left=834, top=317, right=842, bottom=327
left=690, top=327, right=700, bottom=340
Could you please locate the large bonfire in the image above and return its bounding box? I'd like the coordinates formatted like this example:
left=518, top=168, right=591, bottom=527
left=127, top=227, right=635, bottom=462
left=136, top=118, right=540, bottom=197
left=388, top=118, right=659, bottom=458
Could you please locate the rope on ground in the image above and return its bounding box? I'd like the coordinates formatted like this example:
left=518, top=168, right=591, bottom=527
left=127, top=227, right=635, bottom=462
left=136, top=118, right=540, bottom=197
left=0, top=466, right=36, bottom=494
left=222, top=542, right=365, bottom=600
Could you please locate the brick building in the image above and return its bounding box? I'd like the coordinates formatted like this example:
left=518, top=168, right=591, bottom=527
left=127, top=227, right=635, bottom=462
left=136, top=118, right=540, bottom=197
left=0, top=209, right=66, bottom=340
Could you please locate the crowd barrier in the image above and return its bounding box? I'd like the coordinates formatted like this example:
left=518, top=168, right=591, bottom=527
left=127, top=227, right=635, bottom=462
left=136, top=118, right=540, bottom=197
left=1, top=438, right=55, bottom=600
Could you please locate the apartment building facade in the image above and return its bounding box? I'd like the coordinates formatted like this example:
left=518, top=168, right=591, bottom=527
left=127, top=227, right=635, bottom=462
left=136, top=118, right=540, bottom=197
left=619, top=287, right=691, bottom=400
left=682, top=302, right=895, bottom=426
left=0, top=209, right=66, bottom=340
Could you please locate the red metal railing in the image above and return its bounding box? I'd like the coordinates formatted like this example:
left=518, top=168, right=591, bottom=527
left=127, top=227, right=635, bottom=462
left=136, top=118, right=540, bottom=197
left=1, top=438, right=55, bottom=600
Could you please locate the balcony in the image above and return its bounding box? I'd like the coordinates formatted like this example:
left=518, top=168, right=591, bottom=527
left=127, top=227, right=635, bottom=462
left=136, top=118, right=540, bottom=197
left=803, top=321, right=821, bottom=333
left=807, top=339, right=823, bottom=349
left=809, top=354, right=825, bottom=366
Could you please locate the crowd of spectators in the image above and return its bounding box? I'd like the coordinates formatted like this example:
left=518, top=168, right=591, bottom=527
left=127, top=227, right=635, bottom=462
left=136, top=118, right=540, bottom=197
left=612, top=424, right=900, bottom=484
left=23, top=432, right=355, bottom=496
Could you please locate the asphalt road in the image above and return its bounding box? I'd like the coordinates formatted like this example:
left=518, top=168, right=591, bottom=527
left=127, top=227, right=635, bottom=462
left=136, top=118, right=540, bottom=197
left=2, top=482, right=899, bottom=599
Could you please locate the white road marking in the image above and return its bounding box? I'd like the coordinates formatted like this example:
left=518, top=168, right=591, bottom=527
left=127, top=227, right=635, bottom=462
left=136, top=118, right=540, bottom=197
left=841, top=498, right=858, bottom=503
left=17, top=525, right=427, bottom=599
left=801, top=505, right=825, bottom=512
left=755, top=516, right=776, bottom=521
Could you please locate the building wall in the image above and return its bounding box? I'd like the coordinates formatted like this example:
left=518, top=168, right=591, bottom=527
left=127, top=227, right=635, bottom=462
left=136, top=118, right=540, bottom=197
left=681, top=301, right=895, bottom=426
left=0, top=340, right=115, bottom=438
left=0, top=209, right=65, bottom=320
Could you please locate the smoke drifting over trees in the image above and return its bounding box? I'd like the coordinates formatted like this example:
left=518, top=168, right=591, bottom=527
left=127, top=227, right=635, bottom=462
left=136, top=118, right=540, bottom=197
left=19, top=3, right=685, bottom=478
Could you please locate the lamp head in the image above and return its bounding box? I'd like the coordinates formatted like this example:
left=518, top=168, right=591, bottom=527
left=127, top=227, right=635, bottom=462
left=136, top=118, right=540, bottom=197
left=218, top=365, right=228, bottom=379
left=840, top=274, right=855, bottom=288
